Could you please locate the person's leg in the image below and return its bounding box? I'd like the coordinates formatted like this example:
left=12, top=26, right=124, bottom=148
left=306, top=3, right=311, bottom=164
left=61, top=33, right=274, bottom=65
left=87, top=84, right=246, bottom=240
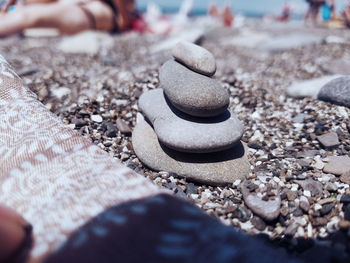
left=305, top=4, right=312, bottom=24
left=0, top=1, right=114, bottom=37
left=309, top=4, right=318, bottom=25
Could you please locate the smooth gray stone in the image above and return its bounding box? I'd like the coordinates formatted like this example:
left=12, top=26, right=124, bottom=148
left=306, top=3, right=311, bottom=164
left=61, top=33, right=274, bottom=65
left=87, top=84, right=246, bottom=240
left=139, top=89, right=243, bottom=153
left=241, top=181, right=281, bottom=221
left=316, top=132, right=340, bottom=148
left=318, top=76, right=350, bottom=107
left=323, top=156, right=350, bottom=176
left=159, top=60, right=229, bottom=117
left=132, top=119, right=250, bottom=185
left=295, top=178, right=323, bottom=197
left=286, top=75, right=341, bottom=98
left=172, top=41, right=216, bottom=76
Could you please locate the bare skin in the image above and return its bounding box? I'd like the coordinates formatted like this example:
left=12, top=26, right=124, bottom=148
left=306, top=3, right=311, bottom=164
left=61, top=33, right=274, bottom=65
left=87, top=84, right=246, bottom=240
left=0, top=0, right=136, bottom=37
left=0, top=204, right=30, bottom=262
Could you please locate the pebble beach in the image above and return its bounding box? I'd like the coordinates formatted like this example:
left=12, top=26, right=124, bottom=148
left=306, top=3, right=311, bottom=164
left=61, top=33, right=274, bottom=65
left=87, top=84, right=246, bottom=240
left=1, top=18, right=350, bottom=261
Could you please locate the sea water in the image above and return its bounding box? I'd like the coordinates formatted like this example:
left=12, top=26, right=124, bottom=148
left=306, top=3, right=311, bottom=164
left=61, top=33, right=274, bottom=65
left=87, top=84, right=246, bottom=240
left=137, top=0, right=349, bottom=18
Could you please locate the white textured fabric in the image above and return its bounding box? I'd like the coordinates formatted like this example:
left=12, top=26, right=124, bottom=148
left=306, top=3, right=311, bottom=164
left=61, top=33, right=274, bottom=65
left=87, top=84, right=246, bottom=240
left=0, top=55, right=163, bottom=262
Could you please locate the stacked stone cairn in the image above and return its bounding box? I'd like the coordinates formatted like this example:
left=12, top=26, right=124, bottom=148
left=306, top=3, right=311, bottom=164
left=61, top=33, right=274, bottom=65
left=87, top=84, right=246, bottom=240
left=132, top=41, right=250, bottom=185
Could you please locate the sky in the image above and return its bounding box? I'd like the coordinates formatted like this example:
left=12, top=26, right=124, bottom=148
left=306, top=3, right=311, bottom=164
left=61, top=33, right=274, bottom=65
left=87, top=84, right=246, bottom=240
left=137, top=0, right=349, bottom=15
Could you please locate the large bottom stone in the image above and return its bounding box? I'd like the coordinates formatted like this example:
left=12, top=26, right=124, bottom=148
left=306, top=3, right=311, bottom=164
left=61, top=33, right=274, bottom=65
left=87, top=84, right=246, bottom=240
left=132, top=119, right=250, bottom=185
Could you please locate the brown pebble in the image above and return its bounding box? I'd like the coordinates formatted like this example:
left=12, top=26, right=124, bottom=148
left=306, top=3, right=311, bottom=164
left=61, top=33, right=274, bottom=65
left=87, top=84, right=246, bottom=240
left=338, top=220, right=350, bottom=229
left=251, top=216, right=266, bottom=231
left=226, top=205, right=237, bottom=214
left=300, top=202, right=310, bottom=213
left=311, top=217, right=328, bottom=227
left=285, top=190, right=298, bottom=201
left=340, top=171, right=350, bottom=185
left=116, top=119, right=132, bottom=134
left=285, top=223, right=298, bottom=236
left=280, top=206, right=289, bottom=217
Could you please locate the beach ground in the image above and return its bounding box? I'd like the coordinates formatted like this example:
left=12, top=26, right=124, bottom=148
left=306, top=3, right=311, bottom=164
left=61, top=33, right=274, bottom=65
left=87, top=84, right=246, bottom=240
left=1, top=18, right=350, bottom=260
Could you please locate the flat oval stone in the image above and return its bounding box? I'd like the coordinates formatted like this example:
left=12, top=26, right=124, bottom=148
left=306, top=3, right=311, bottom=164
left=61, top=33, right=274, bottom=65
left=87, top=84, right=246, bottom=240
left=172, top=41, right=216, bottom=76
left=241, top=182, right=281, bottom=221
left=286, top=75, right=341, bottom=98
left=139, top=89, right=243, bottom=153
left=159, top=60, right=229, bottom=117
left=132, top=119, right=250, bottom=185
left=318, top=76, right=350, bottom=107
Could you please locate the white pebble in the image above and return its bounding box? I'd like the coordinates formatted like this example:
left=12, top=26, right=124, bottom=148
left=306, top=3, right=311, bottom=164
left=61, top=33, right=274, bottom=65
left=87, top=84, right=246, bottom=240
left=307, top=224, right=313, bottom=238
left=273, top=177, right=281, bottom=183
left=285, top=141, right=294, bottom=147
left=251, top=111, right=261, bottom=119
left=303, top=190, right=311, bottom=197
left=313, top=156, right=325, bottom=170
left=338, top=107, right=349, bottom=118
left=326, top=219, right=339, bottom=233
left=233, top=179, right=241, bottom=186
left=91, top=115, right=103, bottom=123
left=257, top=175, right=267, bottom=183
left=314, top=204, right=322, bottom=211
left=291, top=184, right=299, bottom=191
left=297, top=226, right=305, bottom=237
left=191, top=194, right=199, bottom=199
left=295, top=217, right=307, bottom=226
left=300, top=196, right=309, bottom=204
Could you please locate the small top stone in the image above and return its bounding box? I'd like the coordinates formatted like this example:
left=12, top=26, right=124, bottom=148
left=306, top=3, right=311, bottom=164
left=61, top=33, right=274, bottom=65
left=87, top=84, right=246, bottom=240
left=172, top=41, right=216, bottom=77
left=318, top=76, right=350, bottom=107
left=286, top=75, right=341, bottom=98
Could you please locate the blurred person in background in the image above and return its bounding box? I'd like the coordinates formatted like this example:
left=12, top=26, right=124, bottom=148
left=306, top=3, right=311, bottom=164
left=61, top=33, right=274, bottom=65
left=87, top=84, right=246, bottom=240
left=342, top=1, right=350, bottom=28
left=222, top=2, right=234, bottom=27
left=322, top=0, right=336, bottom=21
left=208, top=1, right=234, bottom=27
left=305, top=0, right=326, bottom=25
left=208, top=1, right=220, bottom=17
left=276, top=2, right=292, bottom=22
left=0, top=0, right=140, bottom=37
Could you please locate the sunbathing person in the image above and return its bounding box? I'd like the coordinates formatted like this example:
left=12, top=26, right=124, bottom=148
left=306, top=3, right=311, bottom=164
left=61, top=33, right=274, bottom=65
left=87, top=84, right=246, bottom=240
left=222, top=4, right=234, bottom=27
left=0, top=0, right=138, bottom=37
left=276, top=3, right=291, bottom=22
